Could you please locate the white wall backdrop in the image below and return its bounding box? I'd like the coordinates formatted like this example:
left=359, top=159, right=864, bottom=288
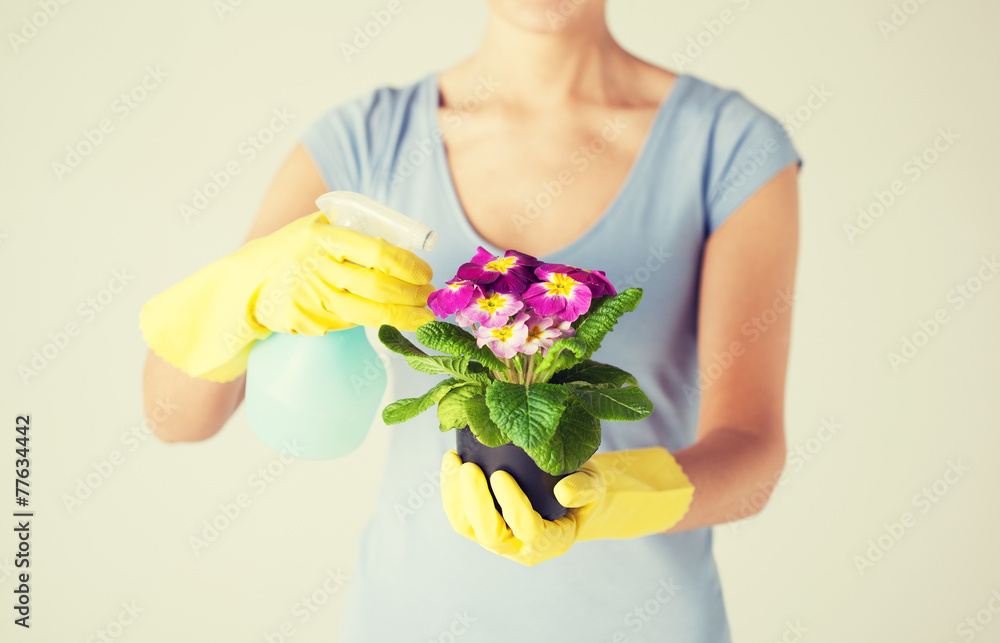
left=1, top=0, right=998, bottom=641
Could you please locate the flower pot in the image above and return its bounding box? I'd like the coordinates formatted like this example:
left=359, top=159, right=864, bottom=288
left=456, top=427, right=568, bottom=521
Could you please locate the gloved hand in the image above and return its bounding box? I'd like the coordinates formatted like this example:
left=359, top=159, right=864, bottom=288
left=441, top=447, right=694, bottom=567
left=140, top=211, right=435, bottom=382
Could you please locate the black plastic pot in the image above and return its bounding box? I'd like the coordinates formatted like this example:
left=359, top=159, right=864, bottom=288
left=456, top=427, right=568, bottom=521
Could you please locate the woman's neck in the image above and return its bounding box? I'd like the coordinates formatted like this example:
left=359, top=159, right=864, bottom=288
left=453, top=8, right=639, bottom=109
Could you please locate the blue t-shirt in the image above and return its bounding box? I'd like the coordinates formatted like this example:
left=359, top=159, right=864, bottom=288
left=302, top=72, right=801, bottom=643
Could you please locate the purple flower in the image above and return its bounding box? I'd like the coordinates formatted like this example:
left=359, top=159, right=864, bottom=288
left=518, top=315, right=562, bottom=356
left=523, top=264, right=593, bottom=322
left=459, top=290, right=524, bottom=329
left=427, top=279, right=484, bottom=318
left=475, top=312, right=530, bottom=359
left=456, top=247, right=540, bottom=295
left=564, top=266, right=617, bottom=298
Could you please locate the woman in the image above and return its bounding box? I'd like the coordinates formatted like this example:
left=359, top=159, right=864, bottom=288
left=141, top=0, right=800, bottom=640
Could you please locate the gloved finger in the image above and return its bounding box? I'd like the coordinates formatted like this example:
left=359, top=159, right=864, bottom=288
left=554, top=468, right=606, bottom=508
left=255, top=290, right=356, bottom=335
left=490, top=471, right=545, bottom=544
left=291, top=299, right=357, bottom=334
left=312, top=259, right=435, bottom=306
left=460, top=463, right=518, bottom=555
left=441, top=451, right=474, bottom=540
left=319, top=288, right=436, bottom=331
left=310, top=224, right=434, bottom=286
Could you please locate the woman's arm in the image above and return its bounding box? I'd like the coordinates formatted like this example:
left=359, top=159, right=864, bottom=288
left=669, top=163, right=799, bottom=531
left=143, top=144, right=328, bottom=442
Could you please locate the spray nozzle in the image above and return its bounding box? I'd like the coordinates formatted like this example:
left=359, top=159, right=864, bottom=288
left=315, top=191, right=438, bottom=252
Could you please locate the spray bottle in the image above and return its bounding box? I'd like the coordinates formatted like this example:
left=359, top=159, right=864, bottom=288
left=245, top=192, right=437, bottom=459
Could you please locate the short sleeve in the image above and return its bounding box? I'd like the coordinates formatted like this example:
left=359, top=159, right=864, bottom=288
left=300, top=88, right=397, bottom=193
left=704, top=93, right=802, bottom=233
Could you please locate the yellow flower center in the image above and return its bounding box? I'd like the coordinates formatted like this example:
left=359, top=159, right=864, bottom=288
left=476, top=293, right=506, bottom=313
left=447, top=282, right=465, bottom=290
left=484, top=256, right=517, bottom=274
left=527, top=325, right=545, bottom=342
left=544, top=273, right=578, bottom=297
left=491, top=326, right=514, bottom=342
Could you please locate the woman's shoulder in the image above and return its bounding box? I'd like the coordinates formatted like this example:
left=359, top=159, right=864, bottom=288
left=300, top=75, right=433, bottom=191
left=307, top=75, right=430, bottom=133
left=675, top=73, right=787, bottom=136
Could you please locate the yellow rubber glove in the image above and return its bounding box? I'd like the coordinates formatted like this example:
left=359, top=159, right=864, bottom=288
left=441, top=447, right=694, bottom=567
left=140, top=211, right=435, bottom=382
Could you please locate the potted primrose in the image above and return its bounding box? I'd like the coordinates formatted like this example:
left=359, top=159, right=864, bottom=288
left=378, top=247, right=652, bottom=520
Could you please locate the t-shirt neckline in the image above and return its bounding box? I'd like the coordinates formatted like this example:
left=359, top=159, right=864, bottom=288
left=423, top=71, right=692, bottom=258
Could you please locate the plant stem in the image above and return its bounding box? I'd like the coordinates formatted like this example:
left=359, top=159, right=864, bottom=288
left=525, top=355, right=535, bottom=384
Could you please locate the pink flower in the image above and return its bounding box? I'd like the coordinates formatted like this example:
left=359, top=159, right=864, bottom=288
left=427, top=279, right=484, bottom=318
left=459, top=290, right=524, bottom=329
left=475, top=312, right=530, bottom=359
left=554, top=319, right=576, bottom=338
left=522, top=264, right=592, bottom=322
left=456, top=247, right=540, bottom=295
left=518, top=315, right=562, bottom=356
left=454, top=310, right=474, bottom=328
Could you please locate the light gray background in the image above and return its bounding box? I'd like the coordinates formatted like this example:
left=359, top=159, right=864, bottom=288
left=1, top=0, right=998, bottom=641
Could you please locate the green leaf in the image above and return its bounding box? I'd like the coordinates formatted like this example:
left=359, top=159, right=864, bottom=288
left=378, top=325, right=428, bottom=357
left=437, top=385, right=480, bottom=432
left=464, top=394, right=509, bottom=447
left=416, top=321, right=507, bottom=373
left=565, top=382, right=653, bottom=421
left=524, top=398, right=602, bottom=475
left=534, top=336, right=589, bottom=378
left=382, top=378, right=466, bottom=425
left=573, top=288, right=644, bottom=359
left=485, top=381, right=569, bottom=450
left=403, top=354, right=490, bottom=383
left=549, top=359, right=638, bottom=388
